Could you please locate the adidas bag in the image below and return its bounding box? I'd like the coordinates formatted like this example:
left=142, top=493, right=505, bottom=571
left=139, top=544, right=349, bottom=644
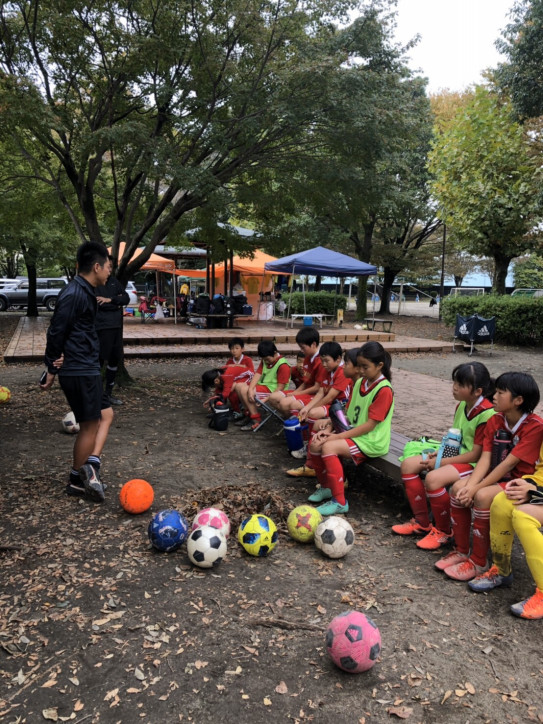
left=398, top=436, right=442, bottom=462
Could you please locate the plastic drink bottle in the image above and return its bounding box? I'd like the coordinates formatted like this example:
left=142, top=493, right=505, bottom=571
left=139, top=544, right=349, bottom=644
left=329, top=400, right=352, bottom=433
left=284, top=417, right=305, bottom=452
left=435, top=428, right=462, bottom=469
left=491, top=429, right=513, bottom=479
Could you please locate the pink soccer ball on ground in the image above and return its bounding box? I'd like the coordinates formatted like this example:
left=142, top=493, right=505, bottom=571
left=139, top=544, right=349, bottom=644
left=326, top=610, right=381, bottom=673
left=192, top=507, right=231, bottom=539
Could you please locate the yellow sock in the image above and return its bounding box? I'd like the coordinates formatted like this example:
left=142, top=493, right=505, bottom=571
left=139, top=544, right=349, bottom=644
left=489, top=492, right=515, bottom=576
left=512, top=508, right=543, bottom=590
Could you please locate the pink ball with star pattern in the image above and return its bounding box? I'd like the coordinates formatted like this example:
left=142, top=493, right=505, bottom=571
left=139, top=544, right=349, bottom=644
left=192, top=507, right=231, bottom=539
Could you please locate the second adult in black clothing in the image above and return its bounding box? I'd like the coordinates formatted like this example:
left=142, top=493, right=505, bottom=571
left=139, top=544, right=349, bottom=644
left=95, top=262, right=130, bottom=405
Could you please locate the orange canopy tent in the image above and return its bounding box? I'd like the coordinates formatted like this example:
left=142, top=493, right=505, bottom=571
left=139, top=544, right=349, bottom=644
left=174, top=269, right=207, bottom=278
left=212, top=250, right=280, bottom=277
left=109, top=242, right=175, bottom=273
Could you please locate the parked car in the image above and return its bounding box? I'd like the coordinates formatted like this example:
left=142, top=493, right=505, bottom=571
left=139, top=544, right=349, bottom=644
left=511, top=288, right=543, bottom=298
left=0, top=277, right=68, bottom=312
left=125, top=281, right=139, bottom=307
left=0, top=278, right=19, bottom=292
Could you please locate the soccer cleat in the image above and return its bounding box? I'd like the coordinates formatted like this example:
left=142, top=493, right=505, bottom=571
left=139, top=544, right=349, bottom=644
left=79, top=463, right=105, bottom=503
left=391, top=518, right=431, bottom=536
left=308, top=486, right=333, bottom=502
left=286, top=465, right=316, bottom=478
left=435, top=550, right=469, bottom=571
left=230, top=410, right=245, bottom=422
left=467, top=565, right=514, bottom=592
left=66, top=482, right=86, bottom=497
left=416, top=526, right=453, bottom=550
left=109, top=396, right=123, bottom=406
left=510, top=588, right=543, bottom=619
left=240, top=420, right=261, bottom=431
left=444, top=558, right=488, bottom=582
left=316, top=499, right=349, bottom=516
left=234, top=415, right=251, bottom=426
left=290, top=447, right=307, bottom=459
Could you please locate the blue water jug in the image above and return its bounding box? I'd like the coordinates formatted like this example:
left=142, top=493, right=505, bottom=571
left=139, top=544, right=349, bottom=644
left=284, top=417, right=306, bottom=452
left=303, top=316, right=313, bottom=326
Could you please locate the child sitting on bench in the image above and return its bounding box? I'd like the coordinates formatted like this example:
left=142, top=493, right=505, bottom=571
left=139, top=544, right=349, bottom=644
left=307, top=342, right=394, bottom=515
left=266, top=326, right=324, bottom=418
left=235, top=340, right=290, bottom=431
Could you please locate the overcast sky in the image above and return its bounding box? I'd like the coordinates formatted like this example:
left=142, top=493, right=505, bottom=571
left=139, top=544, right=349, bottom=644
left=393, top=0, right=516, bottom=94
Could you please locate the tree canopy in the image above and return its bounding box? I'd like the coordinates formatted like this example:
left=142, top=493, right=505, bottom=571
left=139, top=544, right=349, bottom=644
left=496, top=0, right=543, bottom=120
left=429, top=86, right=542, bottom=293
left=0, top=0, right=382, bottom=280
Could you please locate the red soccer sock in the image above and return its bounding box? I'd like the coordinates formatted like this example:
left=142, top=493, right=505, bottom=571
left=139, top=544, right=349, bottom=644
left=305, top=448, right=315, bottom=470
left=402, top=474, right=430, bottom=528
left=470, top=507, right=490, bottom=567
left=450, top=496, right=471, bottom=555
left=322, top=454, right=346, bottom=505
left=228, top=391, right=241, bottom=413
left=310, top=452, right=327, bottom=487
left=427, top=487, right=451, bottom=534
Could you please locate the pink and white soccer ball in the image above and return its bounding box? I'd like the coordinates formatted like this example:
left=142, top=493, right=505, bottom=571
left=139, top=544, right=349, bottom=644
left=326, top=610, right=381, bottom=673
left=192, top=507, right=231, bottom=538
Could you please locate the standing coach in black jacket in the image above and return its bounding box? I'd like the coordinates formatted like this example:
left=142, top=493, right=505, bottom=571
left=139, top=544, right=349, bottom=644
left=40, top=241, right=111, bottom=502
left=95, top=256, right=130, bottom=406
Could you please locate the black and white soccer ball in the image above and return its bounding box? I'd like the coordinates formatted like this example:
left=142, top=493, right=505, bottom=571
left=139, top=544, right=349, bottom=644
left=187, top=525, right=227, bottom=568
left=314, top=516, right=355, bottom=559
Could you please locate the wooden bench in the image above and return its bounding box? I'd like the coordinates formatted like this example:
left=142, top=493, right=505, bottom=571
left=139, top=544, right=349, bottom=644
left=187, top=313, right=251, bottom=329
left=366, top=430, right=408, bottom=479
left=364, top=317, right=393, bottom=332
left=288, top=313, right=334, bottom=329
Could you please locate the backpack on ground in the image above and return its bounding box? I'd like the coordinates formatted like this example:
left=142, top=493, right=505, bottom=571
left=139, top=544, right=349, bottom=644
left=208, top=399, right=230, bottom=431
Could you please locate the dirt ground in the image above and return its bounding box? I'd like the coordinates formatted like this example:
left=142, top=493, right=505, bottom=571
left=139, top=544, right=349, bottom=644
left=1, top=313, right=543, bottom=724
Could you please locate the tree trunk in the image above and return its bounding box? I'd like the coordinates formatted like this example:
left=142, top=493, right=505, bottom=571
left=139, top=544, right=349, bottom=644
left=314, top=275, right=322, bottom=292
left=25, top=262, right=39, bottom=317
left=454, top=275, right=464, bottom=287
left=492, top=254, right=512, bottom=294
left=353, top=219, right=375, bottom=319
left=379, top=267, right=397, bottom=315
left=114, top=359, right=135, bottom=388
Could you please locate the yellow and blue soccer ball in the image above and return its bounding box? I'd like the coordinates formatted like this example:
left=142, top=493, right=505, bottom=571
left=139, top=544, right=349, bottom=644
left=148, top=509, right=189, bottom=552
left=237, top=514, right=278, bottom=557
left=287, top=505, right=323, bottom=543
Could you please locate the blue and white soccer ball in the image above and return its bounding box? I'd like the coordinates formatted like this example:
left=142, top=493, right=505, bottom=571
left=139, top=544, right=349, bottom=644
left=187, top=525, right=227, bottom=568
left=61, top=411, right=80, bottom=434
left=148, top=510, right=189, bottom=552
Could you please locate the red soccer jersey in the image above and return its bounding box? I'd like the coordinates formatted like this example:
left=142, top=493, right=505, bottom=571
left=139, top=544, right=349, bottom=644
left=220, top=364, right=253, bottom=398
left=358, top=375, right=394, bottom=422
left=483, top=412, right=543, bottom=478
left=226, top=353, right=254, bottom=372
left=303, top=350, right=323, bottom=388
left=290, top=365, right=306, bottom=389
left=320, top=365, right=351, bottom=403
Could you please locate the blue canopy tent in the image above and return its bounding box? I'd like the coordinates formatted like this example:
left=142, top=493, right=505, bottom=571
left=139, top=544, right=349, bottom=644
left=265, top=246, right=377, bottom=324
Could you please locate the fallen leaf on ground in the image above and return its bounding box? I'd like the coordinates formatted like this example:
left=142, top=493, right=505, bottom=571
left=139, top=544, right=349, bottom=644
left=387, top=706, right=413, bottom=719
left=42, top=709, right=58, bottom=721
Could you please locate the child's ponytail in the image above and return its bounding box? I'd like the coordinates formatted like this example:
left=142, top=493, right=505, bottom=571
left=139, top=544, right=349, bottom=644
left=452, top=362, right=495, bottom=401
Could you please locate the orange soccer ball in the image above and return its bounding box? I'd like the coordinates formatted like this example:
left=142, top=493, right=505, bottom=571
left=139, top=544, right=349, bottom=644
left=119, top=478, right=154, bottom=514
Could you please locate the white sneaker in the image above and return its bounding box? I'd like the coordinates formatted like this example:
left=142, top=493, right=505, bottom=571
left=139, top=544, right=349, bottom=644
left=290, top=447, right=307, bottom=459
